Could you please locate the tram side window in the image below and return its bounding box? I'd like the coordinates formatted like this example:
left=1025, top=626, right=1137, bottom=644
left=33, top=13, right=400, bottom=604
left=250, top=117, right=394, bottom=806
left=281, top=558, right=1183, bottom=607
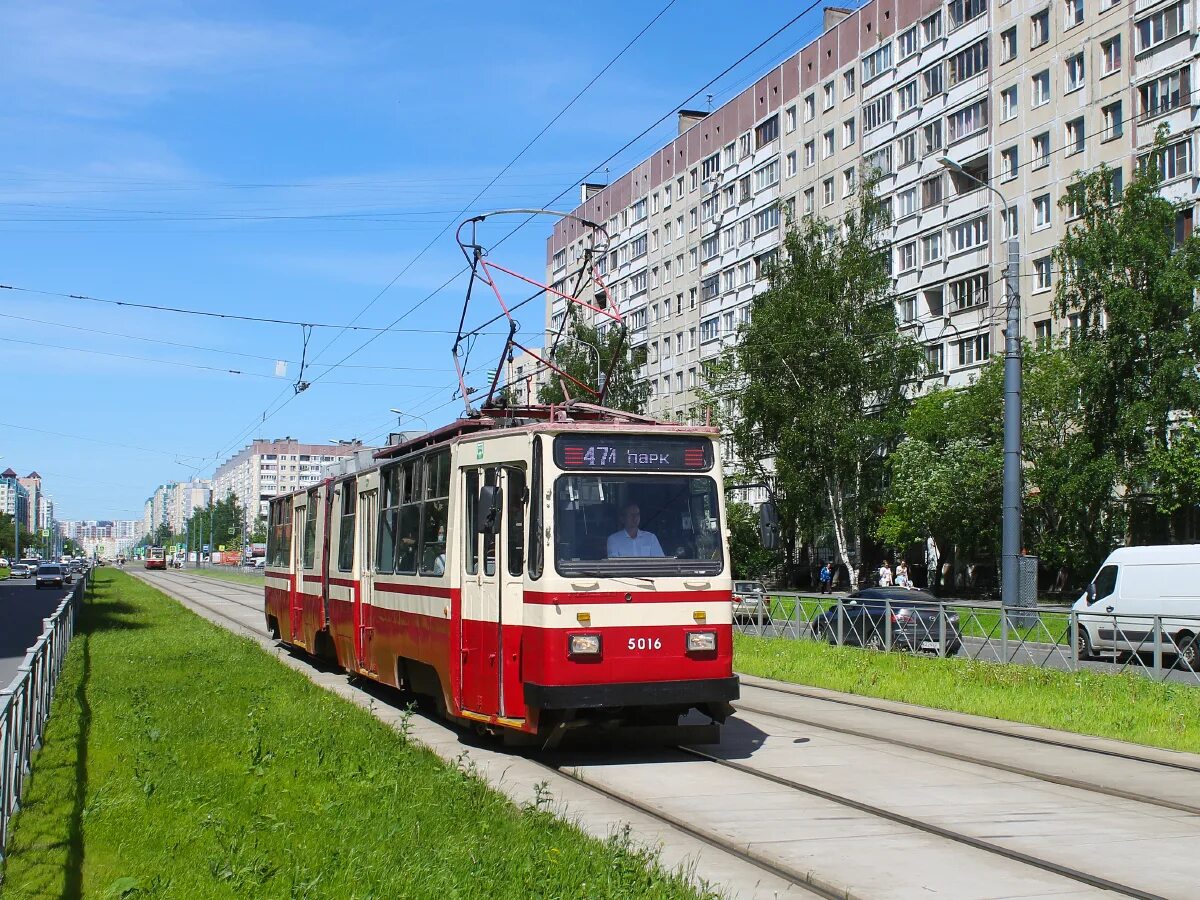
left=268, top=499, right=292, bottom=567
left=302, top=489, right=319, bottom=569
left=337, top=479, right=356, bottom=572
left=419, top=451, right=451, bottom=576
left=464, top=469, right=479, bottom=575
left=529, top=438, right=543, bottom=580
left=377, top=466, right=401, bottom=574
left=507, top=466, right=527, bottom=576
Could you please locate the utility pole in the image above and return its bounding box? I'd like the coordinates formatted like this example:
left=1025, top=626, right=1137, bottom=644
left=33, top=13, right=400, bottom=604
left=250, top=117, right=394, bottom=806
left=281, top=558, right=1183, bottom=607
left=938, top=157, right=1022, bottom=612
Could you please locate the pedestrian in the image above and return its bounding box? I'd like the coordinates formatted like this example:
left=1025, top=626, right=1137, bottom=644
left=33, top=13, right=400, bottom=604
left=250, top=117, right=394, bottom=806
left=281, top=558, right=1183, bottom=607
left=878, top=559, right=893, bottom=587
left=819, top=561, right=832, bottom=594
left=896, top=560, right=911, bottom=589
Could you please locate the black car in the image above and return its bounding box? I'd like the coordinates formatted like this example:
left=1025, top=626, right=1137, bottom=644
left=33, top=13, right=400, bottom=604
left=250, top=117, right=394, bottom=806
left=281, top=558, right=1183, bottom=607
left=35, top=563, right=66, bottom=590
left=814, top=588, right=962, bottom=655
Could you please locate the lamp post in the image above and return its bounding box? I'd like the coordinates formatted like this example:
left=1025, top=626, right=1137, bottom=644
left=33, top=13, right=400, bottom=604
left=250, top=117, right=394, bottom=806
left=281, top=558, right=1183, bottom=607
left=939, top=156, right=1022, bottom=611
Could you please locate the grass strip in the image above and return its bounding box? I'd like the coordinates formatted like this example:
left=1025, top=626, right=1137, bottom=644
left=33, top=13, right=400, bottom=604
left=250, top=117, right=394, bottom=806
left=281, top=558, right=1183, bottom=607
left=734, top=633, right=1200, bottom=754
left=0, top=566, right=8, bottom=580
left=2, top=570, right=708, bottom=899
left=173, top=567, right=265, bottom=587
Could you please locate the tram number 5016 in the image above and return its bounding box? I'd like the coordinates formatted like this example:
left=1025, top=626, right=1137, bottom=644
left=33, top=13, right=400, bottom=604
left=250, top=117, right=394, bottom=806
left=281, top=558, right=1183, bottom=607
left=627, top=637, right=662, bottom=651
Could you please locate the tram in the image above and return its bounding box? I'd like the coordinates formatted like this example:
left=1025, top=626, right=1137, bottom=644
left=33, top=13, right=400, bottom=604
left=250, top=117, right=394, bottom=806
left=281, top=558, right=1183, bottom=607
left=145, top=546, right=167, bottom=570
left=264, top=406, right=738, bottom=743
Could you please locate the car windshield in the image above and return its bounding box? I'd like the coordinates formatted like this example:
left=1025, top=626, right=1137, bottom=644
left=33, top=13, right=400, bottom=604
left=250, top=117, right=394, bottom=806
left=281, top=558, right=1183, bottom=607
left=554, top=474, right=722, bottom=576
left=735, top=582, right=763, bottom=592
left=39, top=565, right=61, bottom=574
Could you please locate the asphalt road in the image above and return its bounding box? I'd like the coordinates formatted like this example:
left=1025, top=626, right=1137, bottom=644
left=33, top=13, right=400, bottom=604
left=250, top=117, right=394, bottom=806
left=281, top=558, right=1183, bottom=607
left=0, top=576, right=73, bottom=688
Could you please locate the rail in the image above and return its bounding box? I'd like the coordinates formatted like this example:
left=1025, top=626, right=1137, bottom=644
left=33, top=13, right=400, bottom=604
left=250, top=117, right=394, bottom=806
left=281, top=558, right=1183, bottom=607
left=0, top=568, right=89, bottom=869
left=735, top=592, right=1200, bottom=685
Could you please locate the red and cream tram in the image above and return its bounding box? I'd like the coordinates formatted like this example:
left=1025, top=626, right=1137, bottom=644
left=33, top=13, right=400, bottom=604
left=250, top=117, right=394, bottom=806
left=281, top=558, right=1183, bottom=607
left=145, top=546, right=167, bottom=570
left=264, top=407, right=738, bottom=743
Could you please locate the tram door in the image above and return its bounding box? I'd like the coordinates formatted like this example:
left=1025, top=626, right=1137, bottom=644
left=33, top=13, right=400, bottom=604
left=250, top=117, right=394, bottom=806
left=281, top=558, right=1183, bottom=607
left=289, top=500, right=306, bottom=648
left=356, top=488, right=378, bottom=675
left=460, top=465, right=526, bottom=718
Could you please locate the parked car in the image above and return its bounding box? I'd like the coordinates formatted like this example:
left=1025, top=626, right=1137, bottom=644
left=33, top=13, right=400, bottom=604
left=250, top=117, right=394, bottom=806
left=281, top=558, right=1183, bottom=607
left=1074, top=544, right=1200, bottom=668
left=732, top=580, right=769, bottom=623
left=9, top=563, right=31, bottom=578
left=35, top=563, right=66, bottom=590
left=814, top=588, right=962, bottom=655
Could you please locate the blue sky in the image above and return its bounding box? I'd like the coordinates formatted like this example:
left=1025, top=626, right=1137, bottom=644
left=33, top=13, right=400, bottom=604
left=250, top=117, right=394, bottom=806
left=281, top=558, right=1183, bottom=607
left=0, top=0, right=834, bottom=520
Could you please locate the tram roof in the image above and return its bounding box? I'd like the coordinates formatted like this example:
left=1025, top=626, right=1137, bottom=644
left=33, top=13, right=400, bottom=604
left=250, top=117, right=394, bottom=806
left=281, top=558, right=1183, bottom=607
left=372, top=402, right=718, bottom=462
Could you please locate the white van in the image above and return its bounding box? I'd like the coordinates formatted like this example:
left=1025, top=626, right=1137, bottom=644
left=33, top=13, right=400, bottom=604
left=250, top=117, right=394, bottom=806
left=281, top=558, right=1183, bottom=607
left=1074, top=545, right=1200, bottom=667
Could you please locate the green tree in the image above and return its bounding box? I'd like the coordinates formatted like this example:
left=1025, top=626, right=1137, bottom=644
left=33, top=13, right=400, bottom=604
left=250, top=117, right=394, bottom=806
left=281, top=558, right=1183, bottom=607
left=1053, top=153, right=1200, bottom=548
left=726, top=501, right=781, bottom=579
left=538, top=307, right=649, bottom=414
left=250, top=513, right=268, bottom=544
left=708, top=172, right=922, bottom=574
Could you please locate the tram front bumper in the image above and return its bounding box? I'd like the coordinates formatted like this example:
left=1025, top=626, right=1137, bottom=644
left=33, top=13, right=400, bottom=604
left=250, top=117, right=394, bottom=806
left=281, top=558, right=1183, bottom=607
left=524, top=675, right=739, bottom=710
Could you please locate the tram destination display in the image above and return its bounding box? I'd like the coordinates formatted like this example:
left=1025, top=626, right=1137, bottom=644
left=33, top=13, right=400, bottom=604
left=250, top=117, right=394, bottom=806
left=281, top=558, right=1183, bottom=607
left=554, top=434, right=713, bottom=471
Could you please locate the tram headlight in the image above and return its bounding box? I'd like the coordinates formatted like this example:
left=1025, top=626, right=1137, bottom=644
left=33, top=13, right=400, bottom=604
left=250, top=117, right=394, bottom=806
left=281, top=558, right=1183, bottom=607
left=686, top=631, right=717, bottom=653
left=568, top=633, right=602, bottom=658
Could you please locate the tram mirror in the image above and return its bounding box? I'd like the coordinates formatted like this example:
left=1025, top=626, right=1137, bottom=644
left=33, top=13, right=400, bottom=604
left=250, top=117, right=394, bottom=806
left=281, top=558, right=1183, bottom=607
left=759, top=501, right=780, bottom=551
left=476, top=485, right=503, bottom=534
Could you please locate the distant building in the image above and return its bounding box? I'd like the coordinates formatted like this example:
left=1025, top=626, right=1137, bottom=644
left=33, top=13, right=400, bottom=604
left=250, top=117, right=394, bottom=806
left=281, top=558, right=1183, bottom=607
left=0, top=469, right=29, bottom=531
left=212, top=437, right=364, bottom=520
left=506, top=348, right=549, bottom=407
left=18, top=473, right=43, bottom=532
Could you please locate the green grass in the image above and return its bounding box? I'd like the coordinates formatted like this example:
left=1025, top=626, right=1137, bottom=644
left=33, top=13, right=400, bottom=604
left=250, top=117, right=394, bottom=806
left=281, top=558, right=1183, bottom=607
left=0, top=566, right=8, bottom=580
left=1, top=570, right=709, bottom=899
left=177, top=566, right=265, bottom=587
left=735, top=633, right=1200, bottom=754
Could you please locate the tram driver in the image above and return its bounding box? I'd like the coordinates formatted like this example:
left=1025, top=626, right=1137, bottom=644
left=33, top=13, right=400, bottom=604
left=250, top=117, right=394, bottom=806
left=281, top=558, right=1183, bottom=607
left=606, top=502, right=665, bottom=558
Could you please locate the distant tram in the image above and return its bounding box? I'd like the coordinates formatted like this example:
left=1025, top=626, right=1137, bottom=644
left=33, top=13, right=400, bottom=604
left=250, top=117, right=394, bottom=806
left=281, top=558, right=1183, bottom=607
left=145, top=547, right=167, bottom=570
left=264, top=406, right=738, bottom=744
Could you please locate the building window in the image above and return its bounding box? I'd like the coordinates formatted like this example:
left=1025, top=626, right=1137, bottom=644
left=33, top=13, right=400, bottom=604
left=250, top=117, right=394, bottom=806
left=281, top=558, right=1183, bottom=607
left=1032, top=69, right=1050, bottom=106
left=843, top=67, right=856, bottom=97
left=843, top=117, right=857, bottom=146
left=804, top=140, right=816, bottom=167
left=843, top=168, right=856, bottom=196
left=948, top=215, right=988, bottom=254
left=862, top=43, right=893, bottom=83
left=804, top=94, right=815, bottom=121
left=923, top=64, right=944, bottom=100
left=1034, top=257, right=1053, bottom=290
left=1101, top=35, right=1121, bottom=75
left=1139, top=69, right=1188, bottom=120
left=897, top=80, right=918, bottom=114
left=1064, top=0, right=1084, bottom=29
left=897, top=241, right=917, bottom=272
left=823, top=130, right=835, bottom=158
left=822, top=178, right=835, bottom=206
left=785, top=151, right=797, bottom=177
left=1034, top=319, right=1053, bottom=346
left=1141, top=139, right=1193, bottom=180
left=1065, top=117, right=1085, bottom=154
left=1136, top=2, right=1185, bottom=52
left=900, top=294, right=917, bottom=322
left=1001, top=27, right=1017, bottom=62
left=1001, top=85, right=1018, bottom=121
left=922, top=231, right=943, bottom=263
left=862, top=95, right=893, bottom=136
left=897, top=186, right=917, bottom=218
left=949, top=0, right=987, bottom=28
left=755, top=114, right=779, bottom=148
left=753, top=159, right=780, bottom=192
left=1105, top=101, right=1126, bottom=140
left=1031, top=8, right=1050, bottom=47
left=701, top=153, right=721, bottom=182
left=785, top=105, right=797, bottom=133
left=866, top=145, right=894, bottom=176
left=958, top=333, right=991, bottom=366
left=1001, top=204, right=1019, bottom=239
left=899, top=25, right=918, bottom=58
left=947, top=98, right=988, bottom=142
left=926, top=344, right=945, bottom=374
left=823, top=81, right=836, bottom=110
left=753, top=205, right=781, bottom=235
left=1065, top=53, right=1085, bottom=92
left=948, top=39, right=988, bottom=86
left=923, top=120, right=943, bottom=156
left=1033, top=193, right=1052, bottom=229
left=1032, top=132, right=1050, bottom=168
left=921, top=10, right=943, bottom=44
left=898, top=132, right=917, bottom=167
left=803, top=187, right=815, bottom=213
left=922, top=173, right=944, bottom=209
left=951, top=272, right=989, bottom=310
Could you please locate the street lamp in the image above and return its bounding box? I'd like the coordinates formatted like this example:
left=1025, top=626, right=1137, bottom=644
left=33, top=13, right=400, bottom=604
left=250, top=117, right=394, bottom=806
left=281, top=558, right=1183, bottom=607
left=389, top=410, right=430, bottom=432
left=939, top=156, right=1023, bottom=613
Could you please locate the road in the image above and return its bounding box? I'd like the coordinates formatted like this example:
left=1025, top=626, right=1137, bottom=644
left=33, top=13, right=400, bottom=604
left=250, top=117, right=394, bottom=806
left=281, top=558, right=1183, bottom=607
left=0, top=575, right=73, bottom=687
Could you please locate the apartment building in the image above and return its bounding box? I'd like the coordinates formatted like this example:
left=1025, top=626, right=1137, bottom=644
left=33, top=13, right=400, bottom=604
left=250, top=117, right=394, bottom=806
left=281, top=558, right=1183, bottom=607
left=212, top=438, right=361, bottom=520
left=0, top=469, right=29, bottom=530
left=505, top=348, right=550, bottom=406
left=544, top=0, right=1196, bottom=421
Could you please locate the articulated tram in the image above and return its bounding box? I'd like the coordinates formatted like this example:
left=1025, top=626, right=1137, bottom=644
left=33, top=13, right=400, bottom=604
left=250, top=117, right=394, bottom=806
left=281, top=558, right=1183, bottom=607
left=264, top=406, right=738, bottom=743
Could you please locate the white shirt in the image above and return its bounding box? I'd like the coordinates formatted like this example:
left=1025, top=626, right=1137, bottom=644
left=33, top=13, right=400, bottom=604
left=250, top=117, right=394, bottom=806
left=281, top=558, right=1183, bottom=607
left=607, top=529, right=665, bottom=558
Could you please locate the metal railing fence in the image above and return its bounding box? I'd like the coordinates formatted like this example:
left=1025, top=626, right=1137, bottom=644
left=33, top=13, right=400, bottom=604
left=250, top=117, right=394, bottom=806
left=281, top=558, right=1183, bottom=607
left=734, top=592, right=1200, bottom=685
left=1, top=568, right=88, bottom=868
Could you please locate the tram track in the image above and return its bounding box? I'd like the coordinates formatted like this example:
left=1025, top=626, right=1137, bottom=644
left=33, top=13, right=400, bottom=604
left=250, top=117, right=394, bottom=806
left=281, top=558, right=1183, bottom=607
left=134, top=571, right=266, bottom=636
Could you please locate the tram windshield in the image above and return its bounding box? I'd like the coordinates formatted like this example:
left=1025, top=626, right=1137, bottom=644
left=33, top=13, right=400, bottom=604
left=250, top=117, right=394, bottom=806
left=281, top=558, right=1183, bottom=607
left=553, top=475, right=723, bottom=576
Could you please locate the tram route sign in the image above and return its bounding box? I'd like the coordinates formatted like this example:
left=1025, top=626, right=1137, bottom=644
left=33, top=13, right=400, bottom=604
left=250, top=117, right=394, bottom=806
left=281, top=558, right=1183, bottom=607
left=554, top=434, right=713, bottom=472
